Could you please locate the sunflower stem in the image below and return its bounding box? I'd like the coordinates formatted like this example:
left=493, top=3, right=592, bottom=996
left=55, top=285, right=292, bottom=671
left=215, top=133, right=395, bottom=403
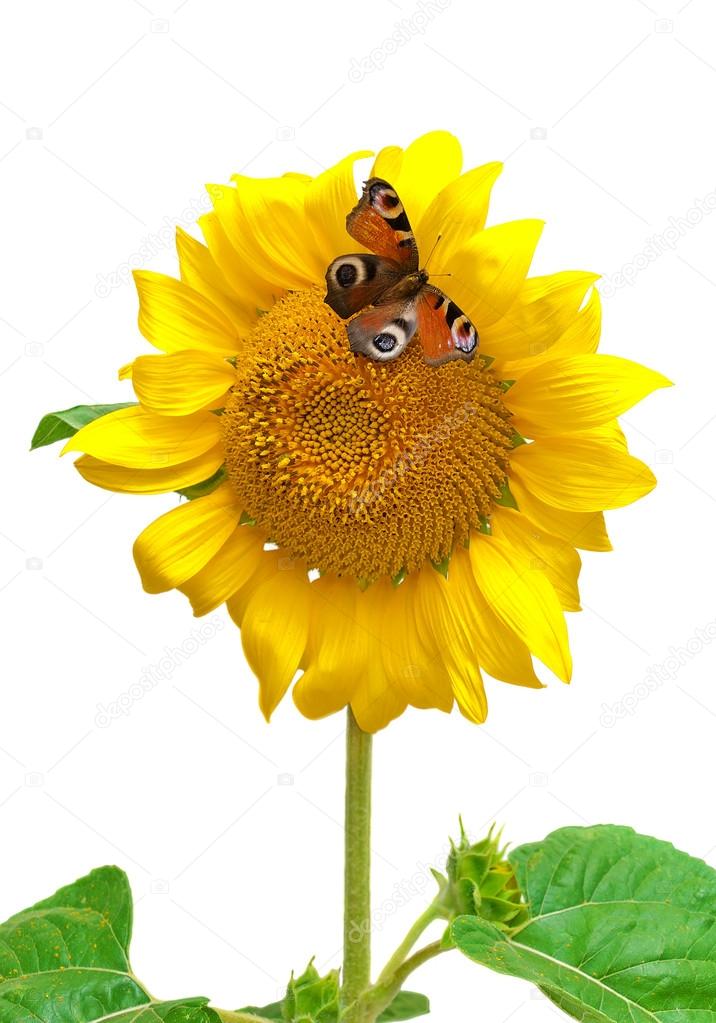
left=342, top=708, right=373, bottom=1020
left=355, top=941, right=445, bottom=1022
left=376, top=899, right=444, bottom=984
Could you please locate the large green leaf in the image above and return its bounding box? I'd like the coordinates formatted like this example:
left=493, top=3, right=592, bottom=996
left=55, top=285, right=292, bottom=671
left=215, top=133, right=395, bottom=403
left=31, top=403, right=137, bottom=450
left=0, top=865, right=219, bottom=1023
left=453, top=825, right=716, bottom=1022
left=376, top=990, right=430, bottom=1020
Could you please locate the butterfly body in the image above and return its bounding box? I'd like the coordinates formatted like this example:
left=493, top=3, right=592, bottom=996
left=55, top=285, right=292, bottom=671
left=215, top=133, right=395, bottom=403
left=324, top=178, right=478, bottom=366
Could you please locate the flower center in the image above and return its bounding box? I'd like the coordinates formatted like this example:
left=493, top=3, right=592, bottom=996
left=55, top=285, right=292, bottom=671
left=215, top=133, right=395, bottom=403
left=222, top=288, right=513, bottom=581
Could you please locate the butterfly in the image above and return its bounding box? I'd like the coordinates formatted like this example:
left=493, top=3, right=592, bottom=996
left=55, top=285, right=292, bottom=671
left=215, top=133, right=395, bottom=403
left=324, top=177, right=478, bottom=366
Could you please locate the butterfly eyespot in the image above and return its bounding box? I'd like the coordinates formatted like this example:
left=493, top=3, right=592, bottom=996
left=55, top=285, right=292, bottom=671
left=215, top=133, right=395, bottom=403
left=369, top=182, right=399, bottom=207
left=453, top=316, right=477, bottom=354
left=336, top=263, right=358, bottom=287
left=373, top=332, right=397, bottom=353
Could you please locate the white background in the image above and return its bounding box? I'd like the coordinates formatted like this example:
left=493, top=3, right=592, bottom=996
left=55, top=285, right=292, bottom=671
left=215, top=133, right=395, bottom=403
left=1, top=1, right=716, bottom=1020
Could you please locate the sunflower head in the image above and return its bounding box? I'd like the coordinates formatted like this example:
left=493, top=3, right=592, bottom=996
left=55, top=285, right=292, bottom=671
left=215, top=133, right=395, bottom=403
left=222, top=286, right=513, bottom=581
left=58, top=131, right=670, bottom=732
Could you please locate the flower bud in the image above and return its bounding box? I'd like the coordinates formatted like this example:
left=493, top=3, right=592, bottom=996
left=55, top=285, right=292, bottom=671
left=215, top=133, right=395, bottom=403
left=282, top=960, right=340, bottom=1022
left=444, top=822, right=528, bottom=930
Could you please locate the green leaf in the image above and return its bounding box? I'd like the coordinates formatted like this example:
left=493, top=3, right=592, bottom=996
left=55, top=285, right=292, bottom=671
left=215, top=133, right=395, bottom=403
left=235, top=1006, right=283, bottom=1021
left=31, top=403, right=137, bottom=450
left=0, top=865, right=219, bottom=1023
left=452, top=825, right=716, bottom=1023
left=177, top=467, right=226, bottom=500
left=376, top=991, right=430, bottom=1021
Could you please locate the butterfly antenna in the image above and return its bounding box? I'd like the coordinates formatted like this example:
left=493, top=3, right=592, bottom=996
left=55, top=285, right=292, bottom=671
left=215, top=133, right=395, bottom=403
left=423, top=234, right=443, bottom=272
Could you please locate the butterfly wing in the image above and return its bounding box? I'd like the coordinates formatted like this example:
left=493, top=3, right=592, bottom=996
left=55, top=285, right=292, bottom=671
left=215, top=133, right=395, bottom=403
left=347, top=297, right=419, bottom=363
left=346, top=178, right=419, bottom=272
left=325, top=253, right=402, bottom=318
left=415, top=285, right=479, bottom=366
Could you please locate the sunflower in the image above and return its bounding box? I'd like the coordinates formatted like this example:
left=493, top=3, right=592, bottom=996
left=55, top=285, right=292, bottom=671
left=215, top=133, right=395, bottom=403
left=62, top=131, right=669, bottom=732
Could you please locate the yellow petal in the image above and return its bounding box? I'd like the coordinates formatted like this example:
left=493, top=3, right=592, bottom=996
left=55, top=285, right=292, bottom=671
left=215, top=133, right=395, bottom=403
left=483, top=271, right=598, bottom=363
left=510, top=436, right=656, bottom=511
left=350, top=663, right=408, bottom=733
left=199, top=208, right=276, bottom=313
left=223, top=174, right=323, bottom=289
left=492, top=507, right=582, bottom=612
left=449, top=545, right=543, bottom=688
left=413, top=566, right=486, bottom=723
left=469, top=534, right=571, bottom=681
left=241, top=563, right=311, bottom=720
left=418, top=162, right=502, bottom=269
left=294, top=575, right=364, bottom=720
left=448, top=220, right=543, bottom=328
left=62, top=406, right=221, bottom=468
left=133, top=271, right=240, bottom=356
left=348, top=580, right=409, bottom=731
left=74, top=447, right=224, bottom=494
left=129, top=349, right=236, bottom=416
left=225, top=551, right=281, bottom=626
left=586, top=420, right=628, bottom=450
left=133, top=484, right=240, bottom=594
left=179, top=523, right=265, bottom=616
left=371, top=145, right=403, bottom=183
left=506, top=354, right=671, bottom=436
left=544, top=285, right=602, bottom=359
left=175, top=226, right=255, bottom=335
left=304, top=150, right=372, bottom=264
left=508, top=475, right=612, bottom=552
left=379, top=575, right=453, bottom=713
left=373, top=131, right=463, bottom=227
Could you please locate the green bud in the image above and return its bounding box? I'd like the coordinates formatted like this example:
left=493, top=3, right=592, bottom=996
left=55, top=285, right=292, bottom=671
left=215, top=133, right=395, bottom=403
left=282, top=960, right=340, bottom=1023
left=444, top=821, right=528, bottom=931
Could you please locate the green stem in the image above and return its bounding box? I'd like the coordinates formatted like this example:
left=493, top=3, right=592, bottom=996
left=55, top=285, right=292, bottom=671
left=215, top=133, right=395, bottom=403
left=376, top=901, right=444, bottom=985
left=342, top=708, right=373, bottom=1019
left=386, top=940, right=445, bottom=989
left=357, top=941, right=446, bottom=1023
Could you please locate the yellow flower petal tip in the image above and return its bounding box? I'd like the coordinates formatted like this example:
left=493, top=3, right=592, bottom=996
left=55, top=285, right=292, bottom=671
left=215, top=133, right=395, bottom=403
left=61, top=134, right=669, bottom=731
